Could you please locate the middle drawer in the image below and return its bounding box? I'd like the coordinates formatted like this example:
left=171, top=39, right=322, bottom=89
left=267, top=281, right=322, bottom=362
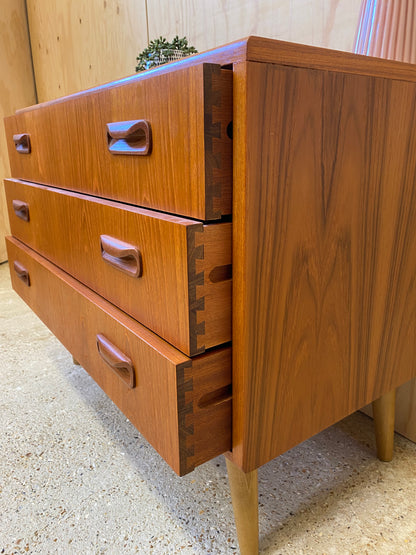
left=5, top=178, right=231, bottom=356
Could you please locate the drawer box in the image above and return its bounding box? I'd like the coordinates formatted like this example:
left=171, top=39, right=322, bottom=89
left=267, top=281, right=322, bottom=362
left=6, top=237, right=232, bottom=476
left=5, top=178, right=231, bottom=356
left=4, top=63, right=232, bottom=221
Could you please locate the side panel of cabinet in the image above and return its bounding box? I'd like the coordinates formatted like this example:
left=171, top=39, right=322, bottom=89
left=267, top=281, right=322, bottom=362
left=232, top=61, right=416, bottom=472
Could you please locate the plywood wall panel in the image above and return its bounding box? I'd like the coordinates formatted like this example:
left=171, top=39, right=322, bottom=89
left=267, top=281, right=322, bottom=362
left=0, top=0, right=37, bottom=262
left=26, top=0, right=148, bottom=102
left=147, top=0, right=363, bottom=54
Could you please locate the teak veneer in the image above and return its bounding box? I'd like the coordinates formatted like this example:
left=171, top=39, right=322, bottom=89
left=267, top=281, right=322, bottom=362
left=4, top=37, right=416, bottom=554
left=5, top=178, right=231, bottom=356
left=6, top=237, right=232, bottom=476
left=5, top=63, right=232, bottom=221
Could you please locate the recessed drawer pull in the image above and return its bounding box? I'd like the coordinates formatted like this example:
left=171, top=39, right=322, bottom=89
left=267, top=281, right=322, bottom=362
left=197, top=384, right=232, bottom=409
left=13, top=261, right=30, bottom=286
left=209, top=264, right=232, bottom=283
left=13, top=133, right=31, bottom=154
left=106, top=119, right=152, bottom=156
left=100, top=235, right=143, bottom=278
left=12, top=199, right=30, bottom=222
left=96, top=333, right=135, bottom=389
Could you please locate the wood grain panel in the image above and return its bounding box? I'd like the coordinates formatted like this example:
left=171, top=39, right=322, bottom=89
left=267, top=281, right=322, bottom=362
left=354, top=0, right=416, bottom=445
left=5, top=179, right=231, bottom=356
left=5, top=64, right=232, bottom=221
left=26, top=0, right=148, bottom=102
left=233, top=61, right=416, bottom=472
left=194, top=223, right=232, bottom=354
left=245, top=36, right=416, bottom=83
left=0, top=0, right=37, bottom=262
left=147, top=0, right=362, bottom=54
left=6, top=236, right=231, bottom=476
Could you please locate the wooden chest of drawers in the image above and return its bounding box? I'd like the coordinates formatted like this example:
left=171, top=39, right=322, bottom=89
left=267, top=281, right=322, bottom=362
left=5, top=37, right=416, bottom=554
left=5, top=60, right=234, bottom=477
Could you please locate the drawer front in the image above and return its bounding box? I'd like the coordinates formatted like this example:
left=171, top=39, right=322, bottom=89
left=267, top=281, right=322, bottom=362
left=5, top=178, right=231, bottom=356
left=6, top=237, right=231, bottom=476
left=4, top=63, right=232, bottom=221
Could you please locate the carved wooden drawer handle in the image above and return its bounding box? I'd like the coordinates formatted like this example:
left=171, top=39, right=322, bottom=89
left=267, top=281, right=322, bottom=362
left=13, top=261, right=30, bottom=286
left=96, top=334, right=135, bottom=389
left=13, top=133, right=31, bottom=154
left=106, top=119, right=152, bottom=155
left=100, top=235, right=143, bottom=278
left=12, top=200, right=30, bottom=222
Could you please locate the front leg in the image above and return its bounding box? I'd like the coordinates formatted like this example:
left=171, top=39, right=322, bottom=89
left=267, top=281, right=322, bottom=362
left=226, top=456, right=259, bottom=555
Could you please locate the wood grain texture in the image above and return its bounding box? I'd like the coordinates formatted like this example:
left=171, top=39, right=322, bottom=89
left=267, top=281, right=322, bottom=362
left=0, top=189, right=10, bottom=263
left=26, top=0, right=148, bottom=102
left=0, top=0, right=37, bottom=262
left=225, top=458, right=258, bottom=555
left=245, top=35, right=416, bottom=83
left=6, top=236, right=231, bottom=476
left=5, top=178, right=231, bottom=356
left=147, top=0, right=362, bottom=54
left=372, top=389, right=396, bottom=462
left=192, top=348, right=232, bottom=469
left=5, top=64, right=232, bottom=221
left=193, top=223, right=232, bottom=354
left=354, top=0, right=416, bottom=446
left=232, top=60, right=416, bottom=472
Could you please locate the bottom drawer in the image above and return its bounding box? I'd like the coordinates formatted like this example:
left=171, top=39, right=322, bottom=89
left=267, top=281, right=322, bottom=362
left=6, top=237, right=231, bottom=476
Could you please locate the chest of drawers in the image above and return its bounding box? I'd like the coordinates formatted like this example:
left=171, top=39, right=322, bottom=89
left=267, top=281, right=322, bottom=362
left=5, top=59, right=234, bottom=478
left=4, top=37, right=416, bottom=554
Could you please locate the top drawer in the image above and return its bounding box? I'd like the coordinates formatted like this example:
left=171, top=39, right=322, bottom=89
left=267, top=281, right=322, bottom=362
left=4, top=63, right=232, bottom=221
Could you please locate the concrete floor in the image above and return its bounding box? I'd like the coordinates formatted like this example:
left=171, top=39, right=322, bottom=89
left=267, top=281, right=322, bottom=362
left=0, top=260, right=416, bottom=555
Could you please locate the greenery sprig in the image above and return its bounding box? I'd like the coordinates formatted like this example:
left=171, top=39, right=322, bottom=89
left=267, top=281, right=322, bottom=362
left=136, top=36, right=198, bottom=72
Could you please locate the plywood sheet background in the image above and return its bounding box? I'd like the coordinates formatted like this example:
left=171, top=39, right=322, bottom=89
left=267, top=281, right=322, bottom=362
left=0, top=0, right=37, bottom=263
left=147, top=0, right=363, bottom=54
left=26, top=0, right=148, bottom=102
left=26, top=0, right=364, bottom=103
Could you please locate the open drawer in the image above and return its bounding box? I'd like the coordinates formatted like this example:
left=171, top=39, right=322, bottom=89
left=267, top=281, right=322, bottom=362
left=4, top=63, right=232, bottom=221
left=6, top=237, right=231, bottom=476
left=5, top=178, right=231, bottom=356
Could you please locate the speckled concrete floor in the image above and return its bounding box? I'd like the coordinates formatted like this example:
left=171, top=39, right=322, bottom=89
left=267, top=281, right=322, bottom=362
left=1, top=260, right=415, bottom=555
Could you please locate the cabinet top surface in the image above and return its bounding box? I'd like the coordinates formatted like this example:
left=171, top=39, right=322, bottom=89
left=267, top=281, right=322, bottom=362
left=11, top=36, right=416, bottom=115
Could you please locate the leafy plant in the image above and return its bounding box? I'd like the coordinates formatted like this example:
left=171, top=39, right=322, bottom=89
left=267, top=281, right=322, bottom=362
left=136, top=36, right=198, bottom=72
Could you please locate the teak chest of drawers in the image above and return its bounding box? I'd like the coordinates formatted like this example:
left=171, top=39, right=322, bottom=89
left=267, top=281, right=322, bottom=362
left=4, top=37, right=416, bottom=554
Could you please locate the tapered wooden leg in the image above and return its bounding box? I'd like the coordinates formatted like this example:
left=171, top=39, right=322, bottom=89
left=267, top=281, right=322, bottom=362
left=226, top=457, right=259, bottom=555
left=372, top=388, right=396, bottom=462
left=72, top=356, right=80, bottom=366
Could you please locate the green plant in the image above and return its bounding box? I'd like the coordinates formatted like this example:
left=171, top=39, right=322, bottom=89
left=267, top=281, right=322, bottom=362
left=135, top=36, right=198, bottom=72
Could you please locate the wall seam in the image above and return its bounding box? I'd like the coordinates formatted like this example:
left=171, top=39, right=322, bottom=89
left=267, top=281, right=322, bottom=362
left=23, top=0, right=39, bottom=104
left=145, top=0, right=150, bottom=44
